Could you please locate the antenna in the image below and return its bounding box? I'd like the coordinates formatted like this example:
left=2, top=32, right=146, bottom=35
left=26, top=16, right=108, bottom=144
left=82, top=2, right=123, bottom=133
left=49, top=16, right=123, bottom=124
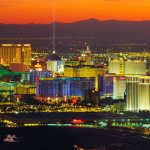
left=52, top=0, right=56, bottom=54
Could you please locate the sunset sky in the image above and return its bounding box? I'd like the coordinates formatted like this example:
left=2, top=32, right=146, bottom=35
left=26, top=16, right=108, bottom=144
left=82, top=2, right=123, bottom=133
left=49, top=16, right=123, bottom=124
left=1, top=0, right=150, bottom=24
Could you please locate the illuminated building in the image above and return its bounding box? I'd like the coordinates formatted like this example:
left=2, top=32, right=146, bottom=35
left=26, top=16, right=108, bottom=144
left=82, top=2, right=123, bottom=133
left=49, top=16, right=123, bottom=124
left=83, top=46, right=92, bottom=65
left=20, top=70, right=52, bottom=83
left=64, top=46, right=104, bottom=91
left=37, top=77, right=95, bottom=98
left=113, top=76, right=126, bottom=99
left=46, top=53, right=64, bottom=75
left=109, top=53, right=124, bottom=75
left=66, top=46, right=93, bottom=67
left=29, top=70, right=52, bottom=83
left=126, top=76, right=141, bottom=112
left=34, top=60, right=42, bottom=71
left=99, top=75, right=125, bottom=99
left=0, top=44, right=31, bottom=67
left=64, top=66, right=104, bottom=91
left=126, top=76, right=150, bottom=111
left=125, top=60, right=146, bottom=75
left=15, top=83, right=36, bottom=95
left=109, top=59, right=124, bottom=75
left=0, top=82, right=36, bottom=101
left=64, top=66, right=103, bottom=77
left=0, top=81, right=36, bottom=100
left=98, top=75, right=113, bottom=98
left=109, top=58, right=146, bottom=75
left=138, top=76, right=150, bottom=111
left=65, top=60, right=80, bottom=67
left=0, top=82, right=15, bottom=101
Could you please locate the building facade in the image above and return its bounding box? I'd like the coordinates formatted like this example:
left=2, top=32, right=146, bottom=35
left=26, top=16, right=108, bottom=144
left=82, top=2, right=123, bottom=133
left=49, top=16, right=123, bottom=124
left=113, top=76, right=126, bottom=99
left=109, top=59, right=146, bottom=75
left=37, top=77, right=95, bottom=98
left=0, top=44, right=31, bottom=67
left=98, top=75, right=125, bottom=100
left=126, top=76, right=150, bottom=111
left=126, top=76, right=139, bottom=111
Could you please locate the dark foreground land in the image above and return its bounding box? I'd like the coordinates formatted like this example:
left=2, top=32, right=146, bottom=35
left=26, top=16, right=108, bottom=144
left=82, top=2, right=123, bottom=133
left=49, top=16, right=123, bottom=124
left=0, top=126, right=150, bottom=150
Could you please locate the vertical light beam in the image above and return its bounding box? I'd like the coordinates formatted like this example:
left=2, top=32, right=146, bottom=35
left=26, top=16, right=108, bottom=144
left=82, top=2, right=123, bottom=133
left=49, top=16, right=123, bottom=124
left=52, top=0, right=56, bottom=54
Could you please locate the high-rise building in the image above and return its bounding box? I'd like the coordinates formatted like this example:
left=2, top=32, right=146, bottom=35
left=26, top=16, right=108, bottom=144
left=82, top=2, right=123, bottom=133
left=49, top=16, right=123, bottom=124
left=126, top=76, right=139, bottom=111
left=109, top=60, right=124, bottom=75
left=113, top=76, right=126, bottom=99
left=126, top=76, right=150, bottom=111
left=125, top=60, right=146, bottom=75
left=138, top=76, right=150, bottom=111
left=0, top=44, right=31, bottom=67
left=99, top=75, right=125, bottom=99
left=98, top=75, right=113, bottom=98
left=109, top=59, right=146, bottom=75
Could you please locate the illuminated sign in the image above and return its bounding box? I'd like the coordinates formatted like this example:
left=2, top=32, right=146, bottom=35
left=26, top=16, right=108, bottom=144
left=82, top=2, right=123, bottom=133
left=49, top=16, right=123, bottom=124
left=120, top=77, right=125, bottom=80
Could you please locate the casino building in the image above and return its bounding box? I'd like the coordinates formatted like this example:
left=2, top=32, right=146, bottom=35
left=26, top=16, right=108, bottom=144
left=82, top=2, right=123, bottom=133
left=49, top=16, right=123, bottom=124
left=0, top=44, right=31, bottom=66
left=0, top=44, right=31, bottom=72
left=36, top=77, right=95, bottom=98
left=126, top=76, right=150, bottom=111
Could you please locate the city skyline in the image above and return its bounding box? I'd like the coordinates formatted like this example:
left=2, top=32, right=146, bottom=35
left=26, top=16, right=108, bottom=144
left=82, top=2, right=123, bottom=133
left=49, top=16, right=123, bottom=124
left=1, top=0, right=150, bottom=24
left=0, top=0, right=150, bottom=149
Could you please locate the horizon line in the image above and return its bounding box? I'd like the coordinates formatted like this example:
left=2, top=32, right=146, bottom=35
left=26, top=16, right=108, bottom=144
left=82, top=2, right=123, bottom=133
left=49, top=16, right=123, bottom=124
left=1, top=18, right=150, bottom=25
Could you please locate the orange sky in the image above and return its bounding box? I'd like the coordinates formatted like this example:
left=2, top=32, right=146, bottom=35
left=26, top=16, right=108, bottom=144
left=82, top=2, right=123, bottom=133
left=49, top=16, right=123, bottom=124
left=1, top=0, right=150, bottom=24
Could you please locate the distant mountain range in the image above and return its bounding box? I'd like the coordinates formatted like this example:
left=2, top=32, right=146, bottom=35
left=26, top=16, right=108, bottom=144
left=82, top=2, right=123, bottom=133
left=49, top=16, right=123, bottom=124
left=1, top=18, right=150, bottom=40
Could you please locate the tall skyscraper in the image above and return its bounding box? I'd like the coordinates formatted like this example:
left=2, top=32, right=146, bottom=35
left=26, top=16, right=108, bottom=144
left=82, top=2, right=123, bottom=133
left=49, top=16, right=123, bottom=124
left=126, top=76, right=139, bottom=111
left=113, top=76, right=126, bottom=99
left=126, top=76, right=150, bottom=111
left=138, top=76, right=150, bottom=111
left=0, top=44, right=31, bottom=67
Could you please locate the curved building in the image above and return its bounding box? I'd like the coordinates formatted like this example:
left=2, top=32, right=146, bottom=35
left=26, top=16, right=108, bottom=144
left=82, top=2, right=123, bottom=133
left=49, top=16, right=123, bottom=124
left=138, top=77, right=150, bottom=111
left=126, top=76, right=139, bottom=111
left=126, top=76, right=150, bottom=111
